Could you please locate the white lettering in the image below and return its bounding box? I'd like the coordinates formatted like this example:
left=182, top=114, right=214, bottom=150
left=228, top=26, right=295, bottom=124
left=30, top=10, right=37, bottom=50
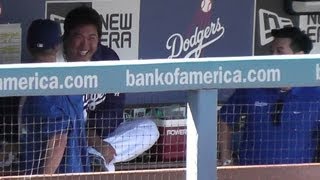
left=126, top=70, right=135, bottom=86
left=125, top=67, right=281, bottom=87
left=39, top=76, right=48, bottom=89
left=18, top=77, right=28, bottom=90
left=166, top=18, right=225, bottom=58
left=49, top=76, right=59, bottom=89
left=166, top=129, right=187, bottom=136
left=155, top=69, right=164, bottom=85
left=0, top=72, right=97, bottom=91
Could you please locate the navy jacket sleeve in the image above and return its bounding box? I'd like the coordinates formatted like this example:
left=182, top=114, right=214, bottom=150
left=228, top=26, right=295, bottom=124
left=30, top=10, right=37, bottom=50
left=88, top=43, right=124, bottom=138
left=87, top=93, right=125, bottom=138
left=92, top=43, right=120, bottom=61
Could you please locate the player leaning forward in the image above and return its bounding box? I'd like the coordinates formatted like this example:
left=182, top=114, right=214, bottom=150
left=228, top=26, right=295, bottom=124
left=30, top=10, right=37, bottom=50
left=20, top=19, right=90, bottom=174
left=62, top=6, right=159, bottom=171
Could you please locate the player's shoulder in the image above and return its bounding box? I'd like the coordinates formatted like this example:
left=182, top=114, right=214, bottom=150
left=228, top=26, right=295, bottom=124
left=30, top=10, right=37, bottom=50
left=234, top=88, right=276, bottom=95
left=92, top=44, right=120, bottom=61
left=229, top=88, right=277, bottom=103
left=291, top=87, right=320, bottom=98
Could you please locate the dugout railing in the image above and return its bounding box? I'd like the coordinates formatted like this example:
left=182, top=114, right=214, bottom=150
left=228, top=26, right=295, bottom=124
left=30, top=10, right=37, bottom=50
left=1, top=55, right=320, bottom=179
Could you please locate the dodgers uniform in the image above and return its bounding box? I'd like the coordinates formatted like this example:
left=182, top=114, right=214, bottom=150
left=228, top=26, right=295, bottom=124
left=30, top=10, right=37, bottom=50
left=20, top=95, right=90, bottom=174
left=86, top=44, right=159, bottom=171
left=220, top=88, right=320, bottom=165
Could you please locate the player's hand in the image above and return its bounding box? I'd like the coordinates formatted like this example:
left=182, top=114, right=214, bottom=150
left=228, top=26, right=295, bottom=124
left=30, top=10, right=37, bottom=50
left=219, top=159, right=233, bottom=166
left=101, top=141, right=116, bottom=163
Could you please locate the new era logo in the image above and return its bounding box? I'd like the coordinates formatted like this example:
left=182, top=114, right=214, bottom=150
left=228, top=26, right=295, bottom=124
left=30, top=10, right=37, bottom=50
left=259, top=9, right=293, bottom=46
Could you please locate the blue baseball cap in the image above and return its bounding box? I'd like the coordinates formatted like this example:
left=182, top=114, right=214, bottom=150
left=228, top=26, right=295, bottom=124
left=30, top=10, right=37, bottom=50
left=27, top=19, right=61, bottom=50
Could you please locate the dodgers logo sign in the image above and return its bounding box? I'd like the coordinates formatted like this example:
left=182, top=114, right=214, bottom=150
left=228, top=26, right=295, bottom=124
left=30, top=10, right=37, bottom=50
left=165, top=0, right=225, bottom=59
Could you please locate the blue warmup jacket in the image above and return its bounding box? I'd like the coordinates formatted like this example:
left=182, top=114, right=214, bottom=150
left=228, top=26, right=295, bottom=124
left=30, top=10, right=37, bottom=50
left=20, top=95, right=90, bottom=174
left=220, top=88, right=320, bottom=165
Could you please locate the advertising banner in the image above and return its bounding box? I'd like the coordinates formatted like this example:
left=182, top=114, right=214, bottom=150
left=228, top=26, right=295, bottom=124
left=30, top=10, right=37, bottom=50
left=299, top=15, right=320, bottom=54
left=254, top=0, right=320, bottom=55
left=139, top=0, right=255, bottom=59
left=0, top=56, right=319, bottom=96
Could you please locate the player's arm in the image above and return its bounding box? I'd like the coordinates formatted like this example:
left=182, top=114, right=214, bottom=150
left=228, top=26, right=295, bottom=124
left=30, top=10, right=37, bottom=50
left=87, top=129, right=116, bottom=163
left=43, top=132, right=68, bottom=174
left=219, top=121, right=233, bottom=166
left=86, top=93, right=125, bottom=163
left=218, top=90, right=244, bottom=166
left=218, top=93, right=240, bottom=166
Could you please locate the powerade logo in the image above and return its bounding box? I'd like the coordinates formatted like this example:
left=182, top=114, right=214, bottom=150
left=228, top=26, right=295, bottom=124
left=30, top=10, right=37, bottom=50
left=166, top=129, right=187, bottom=136
left=259, top=9, right=293, bottom=46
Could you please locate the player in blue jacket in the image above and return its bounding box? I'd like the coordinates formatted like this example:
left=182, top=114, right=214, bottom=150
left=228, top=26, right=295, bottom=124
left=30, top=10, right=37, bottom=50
left=219, top=88, right=320, bottom=165
left=219, top=27, right=317, bottom=166
left=20, top=96, right=90, bottom=174
left=19, top=19, right=90, bottom=174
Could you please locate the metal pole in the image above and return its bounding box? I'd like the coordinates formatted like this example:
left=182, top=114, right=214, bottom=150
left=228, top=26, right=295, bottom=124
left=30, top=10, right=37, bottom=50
left=187, top=89, right=217, bottom=180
